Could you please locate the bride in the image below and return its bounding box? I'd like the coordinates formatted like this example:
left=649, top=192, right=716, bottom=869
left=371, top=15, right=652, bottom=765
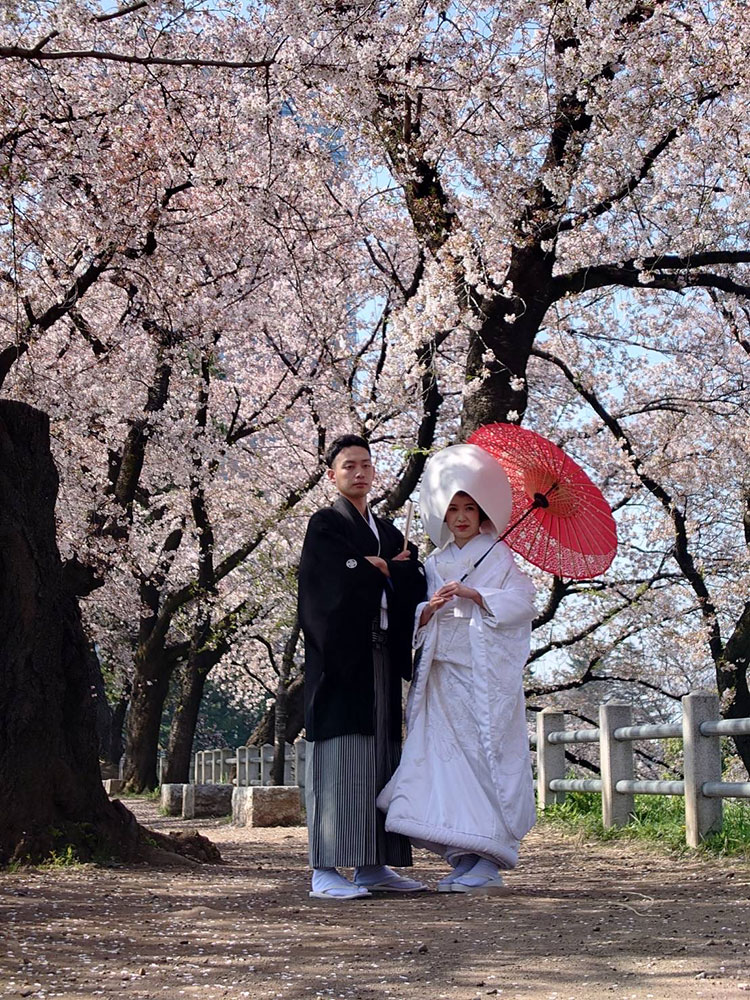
left=377, top=445, right=537, bottom=892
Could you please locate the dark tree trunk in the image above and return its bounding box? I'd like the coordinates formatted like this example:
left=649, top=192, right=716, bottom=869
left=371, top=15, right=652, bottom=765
left=122, top=662, right=174, bottom=792
left=86, top=640, right=117, bottom=767
left=108, top=682, right=130, bottom=767
left=270, top=620, right=301, bottom=785
left=459, top=248, right=555, bottom=437
left=0, top=402, right=142, bottom=863
left=271, top=679, right=290, bottom=786
left=717, top=600, right=750, bottom=774
left=247, top=674, right=305, bottom=748
left=163, top=654, right=210, bottom=785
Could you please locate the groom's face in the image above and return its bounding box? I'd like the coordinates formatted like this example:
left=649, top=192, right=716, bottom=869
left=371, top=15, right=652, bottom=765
left=327, top=446, right=375, bottom=502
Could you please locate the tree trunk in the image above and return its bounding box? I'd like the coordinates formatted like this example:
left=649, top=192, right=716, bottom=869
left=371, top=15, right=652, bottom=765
left=247, top=674, right=305, bottom=748
left=271, top=680, right=289, bottom=786
left=85, top=640, right=118, bottom=767
left=0, top=401, right=142, bottom=863
left=108, top=683, right=130, bottom=768
left=122, top=660, right=174, bottom=792
left=163, top=655, right=210, bottom=785
left=717, top=602, right=750, bottom=774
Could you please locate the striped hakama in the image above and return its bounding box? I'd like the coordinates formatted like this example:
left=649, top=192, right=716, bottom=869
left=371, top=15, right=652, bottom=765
left=306, top=628, right=412, bottom=868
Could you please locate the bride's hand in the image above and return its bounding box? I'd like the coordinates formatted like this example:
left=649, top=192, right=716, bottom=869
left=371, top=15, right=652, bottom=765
left=433, top=580, right=482, bottom=604
left=419, top=589, right=453, bottom=625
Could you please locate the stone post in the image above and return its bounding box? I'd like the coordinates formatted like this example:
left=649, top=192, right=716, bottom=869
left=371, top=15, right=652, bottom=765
left=536, top=708, right=566, bottom=809
left=235, top=746, right=246, bottom=787
left=683, top=691, right=723, bottom=847
left=283, top=743, right=293, bottom=784
left=247, top=746, right=261, bottom=785
left=599, top=702, right=634, bottom=828
left=220, top=748, right=232, bottom=783
left=295, top=740, right=307, bottom=791
left=261, top=744, right=274, bottom=785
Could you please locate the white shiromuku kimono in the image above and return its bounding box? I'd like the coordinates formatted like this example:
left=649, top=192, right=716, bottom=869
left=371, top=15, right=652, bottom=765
left=377, top=533, right=537, bottom=869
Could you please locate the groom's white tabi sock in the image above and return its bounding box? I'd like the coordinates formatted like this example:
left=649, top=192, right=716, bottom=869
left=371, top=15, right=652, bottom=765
left=310, top=867, right=370, bottom=899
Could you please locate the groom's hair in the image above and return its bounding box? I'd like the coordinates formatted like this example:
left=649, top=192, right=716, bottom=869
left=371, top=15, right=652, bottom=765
left=325, top=434, right=371, bottom=468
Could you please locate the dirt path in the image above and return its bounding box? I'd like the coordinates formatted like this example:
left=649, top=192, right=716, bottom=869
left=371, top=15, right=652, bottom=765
left=1, top=798, right=748, bottom=1000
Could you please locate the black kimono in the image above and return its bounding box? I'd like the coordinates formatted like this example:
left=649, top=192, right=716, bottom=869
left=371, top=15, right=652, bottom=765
left=298, top=496, right=427, bottom=867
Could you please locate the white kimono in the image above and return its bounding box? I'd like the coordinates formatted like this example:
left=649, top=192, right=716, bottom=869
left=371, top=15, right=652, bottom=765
left=377, top=534, right=537, bottom=869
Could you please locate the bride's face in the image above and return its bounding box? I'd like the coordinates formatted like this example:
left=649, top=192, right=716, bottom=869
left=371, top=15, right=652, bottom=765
left=444, top=492, right=481, bottom=546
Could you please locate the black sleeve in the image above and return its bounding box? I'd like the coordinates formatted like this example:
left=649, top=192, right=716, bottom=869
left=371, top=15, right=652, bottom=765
left=386, top=540, right=427, bottom=608
left=298, top=510, right=384, bottom=677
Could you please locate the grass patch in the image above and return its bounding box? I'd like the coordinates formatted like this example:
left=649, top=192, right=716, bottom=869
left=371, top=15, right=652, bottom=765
left=540, top=790, right=750, bottom=860
left=117, top=787, right=161, bottom=801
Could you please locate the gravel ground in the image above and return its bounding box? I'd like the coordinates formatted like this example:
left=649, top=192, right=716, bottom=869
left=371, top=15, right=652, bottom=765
left=1, top=797, right=749, bottom=1000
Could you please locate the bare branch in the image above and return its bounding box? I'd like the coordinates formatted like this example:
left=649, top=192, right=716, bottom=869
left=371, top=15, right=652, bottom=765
left=93, top=1, right=148, bottom=22
left=0, top=43, right=274, bottom=70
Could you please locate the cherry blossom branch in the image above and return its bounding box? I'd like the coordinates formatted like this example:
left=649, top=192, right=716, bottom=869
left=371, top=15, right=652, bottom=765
left=0, top=243, right=118, bottom=389
left=246, top=635, right=278, bottom=677
left=190, top=343, right=216, bottom=590
left=532, top=346, right=723, bottom=666
left=0, top=43, right=275, bottom=71
left=544, top=124, right=680, bottom=238
left=707, top=292, right=750, bottom=357
left=93, top=1, right=148, bottom=22
left=379, top=332, right=447, bottom=513
left=553, top=253, right=750, bottom=300
left=529, top=576, right=666, bottom=664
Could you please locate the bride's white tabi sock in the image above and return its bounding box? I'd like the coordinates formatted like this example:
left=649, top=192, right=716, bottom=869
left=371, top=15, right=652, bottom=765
left=436, top=853, right=480, bottom=890
left=451, top=856, right=503, bottom=890
left=353, top=864, right=427, bottom=892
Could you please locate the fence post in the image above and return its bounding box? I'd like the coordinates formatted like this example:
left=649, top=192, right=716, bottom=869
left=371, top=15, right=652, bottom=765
left=683, top=690, right=723, bottom=847
left=261, top=744, right=274, bottom=785
left=537, top=708, right=566, bottom=808
left=283, top=743, right=293, bottom=785
left=235, top=747, right=245, bottom=787
left=248, top=746, right=261, bottom=785
left=599, top=702, right=634, bottom=828
left=295, top=740, right=307, bottom=792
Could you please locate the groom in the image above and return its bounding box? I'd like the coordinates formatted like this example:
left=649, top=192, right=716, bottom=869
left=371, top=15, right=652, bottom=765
left=298, top=434, right=427, bottom=899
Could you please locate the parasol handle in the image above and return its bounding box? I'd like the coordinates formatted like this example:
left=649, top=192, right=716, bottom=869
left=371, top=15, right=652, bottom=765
left=402, top=500, right=414, bottom=552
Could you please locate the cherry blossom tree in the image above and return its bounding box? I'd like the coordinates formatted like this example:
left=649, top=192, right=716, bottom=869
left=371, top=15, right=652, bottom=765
left=3, top=0, right=750, bottom=817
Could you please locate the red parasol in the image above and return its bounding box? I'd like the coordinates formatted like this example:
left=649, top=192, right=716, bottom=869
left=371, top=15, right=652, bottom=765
left=467, top=422, right=617, bottom=579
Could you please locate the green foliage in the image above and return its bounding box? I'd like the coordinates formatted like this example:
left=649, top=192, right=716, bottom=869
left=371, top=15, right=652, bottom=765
left=44, top=844, right=82, bottom=868
left=2, top=822, right=120, bottom=870
left=701, top=802, right=750, bottom=857
left=118, top=787, right=160, bottom=801
left=160, top=676, right=264, bottom=752
left=540, top=790, right=750, bottom=859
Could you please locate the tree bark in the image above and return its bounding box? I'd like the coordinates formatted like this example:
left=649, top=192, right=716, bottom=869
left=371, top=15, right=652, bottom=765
left=0, top=402, right=139, bottom=862
left=162, top=653, right=210, bottom=785
left=247, top=674, right=305, bottom=748
left=270, top=620, right=301, bottom=785
left=108, top=682, right=130, bottom=767
left=122, top=662, right=174, bottom=792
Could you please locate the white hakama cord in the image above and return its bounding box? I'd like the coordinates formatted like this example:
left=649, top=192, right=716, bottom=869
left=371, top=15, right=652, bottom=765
left=377, top=536, right=537, bottom=870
